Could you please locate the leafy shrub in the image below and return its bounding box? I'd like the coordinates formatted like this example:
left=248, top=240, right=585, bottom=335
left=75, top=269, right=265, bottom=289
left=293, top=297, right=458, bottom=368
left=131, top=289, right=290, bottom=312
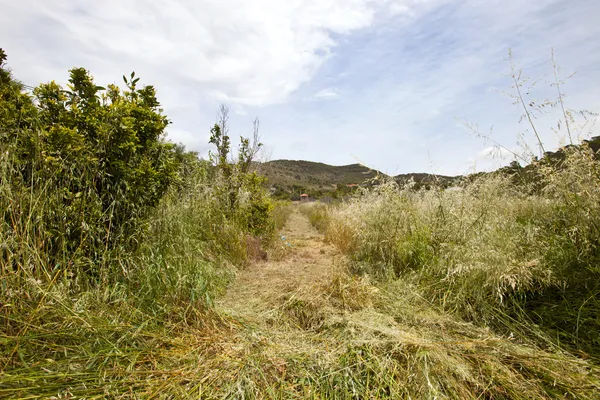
left=1, top=50, right=179, bottom=280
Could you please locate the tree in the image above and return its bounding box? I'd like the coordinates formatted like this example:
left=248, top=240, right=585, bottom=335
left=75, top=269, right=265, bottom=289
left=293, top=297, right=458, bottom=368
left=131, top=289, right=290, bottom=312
left=208, top=105, right=272, bottom=237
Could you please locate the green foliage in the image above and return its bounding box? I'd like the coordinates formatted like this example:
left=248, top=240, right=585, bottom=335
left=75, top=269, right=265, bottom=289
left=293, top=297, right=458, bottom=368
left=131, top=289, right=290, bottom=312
left=131, top=170, right=243, bottom=312
left=235, top=171, right=274, bottom=237
left=208, top=107, right=274, bottom=239
left=1, top=52, right=179, bottom=280
left=0, top=50, right=280, bottom=397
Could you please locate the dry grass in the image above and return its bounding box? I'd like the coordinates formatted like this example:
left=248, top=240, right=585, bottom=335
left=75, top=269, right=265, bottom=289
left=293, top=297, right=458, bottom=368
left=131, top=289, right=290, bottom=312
left=2, top=206, right=599, bottom=398
left=211, top=207, right=600, bottom=399
left=307, top=147, right=600, bottom=360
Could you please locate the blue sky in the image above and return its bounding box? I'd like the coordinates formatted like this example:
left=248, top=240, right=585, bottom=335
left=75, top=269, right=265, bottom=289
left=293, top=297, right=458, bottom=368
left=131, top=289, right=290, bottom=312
left=1, top=0, right=599, bottom=175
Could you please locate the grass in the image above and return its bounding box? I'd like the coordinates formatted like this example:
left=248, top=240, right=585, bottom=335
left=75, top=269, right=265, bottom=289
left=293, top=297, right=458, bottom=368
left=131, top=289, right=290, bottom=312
left=0, top=147, right=246, bottom=397
left=272, top=200, right=295, bottom=232
left=306, top=145, right=600, bottom=362
left=3, top=158, right=600, bottom=398
left=299, top=202, right=329, bottom=233
left=2, top=49, right=600, bottom=398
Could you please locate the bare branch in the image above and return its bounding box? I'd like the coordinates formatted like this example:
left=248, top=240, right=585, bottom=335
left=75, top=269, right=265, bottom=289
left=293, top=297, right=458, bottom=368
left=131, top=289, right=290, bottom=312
left=218, top=104, right=230, bottom=141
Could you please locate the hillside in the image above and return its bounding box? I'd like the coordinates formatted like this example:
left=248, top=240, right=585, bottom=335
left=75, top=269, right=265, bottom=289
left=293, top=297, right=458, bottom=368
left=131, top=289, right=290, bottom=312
left=257, top=159, right=460, bottom=198
left=258, top=159, right=383, bottom=188
left=394, top=172, right=458, bottom=188
left=259, top=137, right=600, bottom=198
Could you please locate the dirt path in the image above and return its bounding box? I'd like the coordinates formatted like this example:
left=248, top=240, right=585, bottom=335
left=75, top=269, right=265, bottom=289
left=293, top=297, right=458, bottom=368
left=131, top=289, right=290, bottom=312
left=208, top=206, right=600, bottom=398
left=218, top=207, right=341, bottom=325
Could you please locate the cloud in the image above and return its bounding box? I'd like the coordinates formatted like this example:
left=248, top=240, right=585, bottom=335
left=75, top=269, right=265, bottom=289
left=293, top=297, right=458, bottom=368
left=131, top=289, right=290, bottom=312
left=476, top=146, right=516, bottom=162
left=313, top=88, right=340, bottom=100
left=274, top=0, right=600, bottom=174
left=1, top=0, right=599, bottom=175
left=458, top=145, right=517, bottom=173
left=0, top=0, right=434, bottom=107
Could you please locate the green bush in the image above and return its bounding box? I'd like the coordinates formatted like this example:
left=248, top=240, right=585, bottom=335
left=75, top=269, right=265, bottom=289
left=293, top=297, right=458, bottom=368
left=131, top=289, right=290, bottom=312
left=0, top=50, right=276, bottom=396
left=1, top=50, right=179, bottom=281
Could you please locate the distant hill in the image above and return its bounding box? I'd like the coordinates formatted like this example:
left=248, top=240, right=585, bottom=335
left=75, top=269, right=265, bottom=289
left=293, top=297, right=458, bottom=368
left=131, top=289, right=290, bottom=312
left=256, top=159, right=459, bottom=199
left=394, top=173, right=458, bottom=189
left=257, top=160, right=383, bottom=189
left=256, top=137, right=600, bottom=200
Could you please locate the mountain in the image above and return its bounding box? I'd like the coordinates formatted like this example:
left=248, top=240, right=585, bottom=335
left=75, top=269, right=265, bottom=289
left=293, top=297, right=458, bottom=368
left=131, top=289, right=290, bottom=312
left=256, top=159, right=458, bottom=199
left=257, top=160, right=383, bottom=188
left=257, top=137, right=600, bottom=200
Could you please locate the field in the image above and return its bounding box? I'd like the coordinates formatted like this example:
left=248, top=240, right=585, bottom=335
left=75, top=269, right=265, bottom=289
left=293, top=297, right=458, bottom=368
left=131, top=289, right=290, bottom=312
left=1, top=48, right=600, bottom=398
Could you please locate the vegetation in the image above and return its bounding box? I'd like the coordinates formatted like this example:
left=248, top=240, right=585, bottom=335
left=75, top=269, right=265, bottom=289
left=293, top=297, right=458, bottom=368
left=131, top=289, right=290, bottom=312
left=259, top=160, right=378, bottom=188
left=259, top=160, right=380, bottom=200
left=299, top=52, right=600, bottom=387
left=0, top=49, right=275, bottom=397
left=260, top=160, right=458, bottom=200
left=310, top=147, right=600, bottom=354
left=1, top=46, right=599, bottom=399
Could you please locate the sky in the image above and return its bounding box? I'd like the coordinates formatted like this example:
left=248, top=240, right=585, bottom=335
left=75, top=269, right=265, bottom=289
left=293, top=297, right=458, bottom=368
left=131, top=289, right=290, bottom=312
left=1, top=0, right=599, bottom=176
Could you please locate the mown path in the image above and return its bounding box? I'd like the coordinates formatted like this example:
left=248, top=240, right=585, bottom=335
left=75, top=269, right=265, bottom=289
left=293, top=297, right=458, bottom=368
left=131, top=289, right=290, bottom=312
left=219, top=208, right=338, bottom=321
left=213, top=207, right=405, bottom=393
left=216, top=208, right=350, bottom=367
left=210, top=207, right=600, bottom=399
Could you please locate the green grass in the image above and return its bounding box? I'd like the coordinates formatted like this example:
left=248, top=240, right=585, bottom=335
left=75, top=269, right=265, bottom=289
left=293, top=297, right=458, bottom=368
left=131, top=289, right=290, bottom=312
left=314, top=146, right=600, bottom=361
left=2, top=47, right=600, bottom=398
left=3, top=150, right=600, bottom=398
left=0, top=149, right=243, bottom=397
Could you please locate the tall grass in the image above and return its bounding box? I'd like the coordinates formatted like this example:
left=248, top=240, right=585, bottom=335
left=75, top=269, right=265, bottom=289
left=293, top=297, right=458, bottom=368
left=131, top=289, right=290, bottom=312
left=299, top=202, right=329, bottom=233
left=0, top=146, right=249, bottom=396
left=272, top=200, right=294, bottom=232
left=314, top=146, right=600, bottom=358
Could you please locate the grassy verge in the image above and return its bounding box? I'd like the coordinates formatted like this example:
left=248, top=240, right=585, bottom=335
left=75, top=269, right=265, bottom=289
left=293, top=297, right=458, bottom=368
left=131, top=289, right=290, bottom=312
left=0, top=180, right=243, bottom=397
left=272, top=200, right=295, bottom=232
left=309, top=147, right=600, bottom=363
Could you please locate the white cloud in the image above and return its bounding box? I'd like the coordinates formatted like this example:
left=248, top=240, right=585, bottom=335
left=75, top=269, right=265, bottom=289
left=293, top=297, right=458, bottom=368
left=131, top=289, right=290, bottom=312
left=1, top=0, right=599, bottom=175
left=0, top=0, right=433, bottom=107
left=477, top=146, right=515, bottom=160
left=314, top=88, right=340, bottom=99
left=455, top=145, right=516, bottom=174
